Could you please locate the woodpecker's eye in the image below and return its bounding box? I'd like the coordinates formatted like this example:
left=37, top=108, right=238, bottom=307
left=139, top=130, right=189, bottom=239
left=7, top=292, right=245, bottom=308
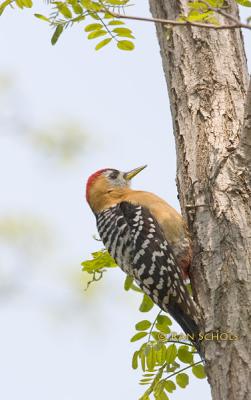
left=109, top=170, right=119, bottom=180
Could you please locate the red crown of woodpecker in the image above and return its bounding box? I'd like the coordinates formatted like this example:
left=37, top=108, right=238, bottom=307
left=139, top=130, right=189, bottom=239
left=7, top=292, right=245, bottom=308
left=86, top=169, right=109, bottom=202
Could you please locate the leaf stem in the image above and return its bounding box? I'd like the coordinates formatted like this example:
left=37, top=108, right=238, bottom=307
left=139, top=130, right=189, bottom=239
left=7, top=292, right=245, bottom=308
left=148, top=310, right=162, bottom=342
left=164, top=360, right=204, bottom=381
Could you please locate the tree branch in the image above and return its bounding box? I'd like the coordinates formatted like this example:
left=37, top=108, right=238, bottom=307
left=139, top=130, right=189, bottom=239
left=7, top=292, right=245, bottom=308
left=100, top=8, right=251, bottom=31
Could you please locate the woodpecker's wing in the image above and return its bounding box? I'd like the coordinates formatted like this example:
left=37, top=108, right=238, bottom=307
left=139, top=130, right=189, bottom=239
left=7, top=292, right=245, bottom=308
left=96, top=201, right=199, bottom=341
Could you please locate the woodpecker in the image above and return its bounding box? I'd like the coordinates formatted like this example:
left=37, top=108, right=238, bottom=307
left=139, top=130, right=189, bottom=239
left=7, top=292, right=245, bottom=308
left=86, top=165, right=201, bottom=350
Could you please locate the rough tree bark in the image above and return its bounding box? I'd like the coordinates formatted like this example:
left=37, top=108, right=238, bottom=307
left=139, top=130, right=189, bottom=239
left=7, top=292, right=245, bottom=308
left=148, top=1, right=251, bottom=399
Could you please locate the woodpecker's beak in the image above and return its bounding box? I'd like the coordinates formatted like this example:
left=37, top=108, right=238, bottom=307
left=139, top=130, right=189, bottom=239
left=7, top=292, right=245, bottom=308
left=124, top=165, right=147, bottom=181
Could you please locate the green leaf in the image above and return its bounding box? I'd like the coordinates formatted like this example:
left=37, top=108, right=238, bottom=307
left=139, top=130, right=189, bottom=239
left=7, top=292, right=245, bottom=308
left=95, top=38, right=112, bottom=50
left=135, top=320, right=152, bottom=331
left=57, top=3, right=72, bottom=18
left=107, top=0, right=129, bottom=4
left=177, top=345, right=194, bottom=364
left=130, top=283, right=143, bottom=293
left=158, top=392, right=169, bottom=400
left=19, top=0, right=32, bottom=7
left=70, top=1, right=83, bottom=14
left=192, top=364, right=206, bottom=379
left=72, top=15, right=86, bottom=22
left=84, top=23, right=103, bottom=32
left=113, top=27, right=134, bottom=38
left=117, top=40, right=135, bottom=51
left=15, top=0, right=24, bottom=8
left=51, top=25, right=64, bottom=45
left=153, top=381, right=170, bottom=400
left=80, top=0, right=102, bottom=10
left=88, top=12, right=100, bottom=20
left=130, top=332, right=148, bottom=342
left=108, top=20, right=125, bottom=25
left=187, top=9, right=215, bottom=22
left=154, top=341, right=163, bottom=350
left=155, top=323, right=170, bottom=334
left=146, top=346, right=156, bottom=371
left=112, top=27, right=132, bottom=33
left=0, top=0, right=12, bottom=16
left=140, top=348, right=146, bottom=371
left=151, top=331, right=161, bottom=341
left=124, top=275, right=134, bottom=291
left=34, top=13, right=50, bottom=22
left=88, top=30, right=107, bottom=39
left=204, top=15, right=220, bottom=25
left=140, top=378, right=152, bottom=383
left=80, top=0, right=92, bottom=7
left=166, top=361, right=180, bottom=373
left=157, top=315, right=172, bottom=326
left=139, top=295, right=154, bottom=312
left=176, top=373, right=189, bottom=389
left=164, top=380, right=176, bottom=393
left=82, top=250, right=117, bottom=273
left=116, top=33, right=134, bottom=39
left=236, top=0, right=251, bottom=6
left=132, top=351, right=139, bottom=369
left=188, top=1, right=208, bottom=10
left=103, top=12, right=113, bottom=19
left=205, top=0, right=224, bottom=5
left=155, top=344, right=166, bottom=364
left=165, top=344, right=177, bottom=364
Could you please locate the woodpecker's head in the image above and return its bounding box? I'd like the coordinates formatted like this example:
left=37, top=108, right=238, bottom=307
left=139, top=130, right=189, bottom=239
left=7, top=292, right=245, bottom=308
left=86, top=165, right=147, bottom=213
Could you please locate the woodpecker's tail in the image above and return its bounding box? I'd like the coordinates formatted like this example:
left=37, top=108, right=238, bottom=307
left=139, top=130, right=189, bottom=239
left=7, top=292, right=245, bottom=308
left=168, top=303, right=203, bottom=357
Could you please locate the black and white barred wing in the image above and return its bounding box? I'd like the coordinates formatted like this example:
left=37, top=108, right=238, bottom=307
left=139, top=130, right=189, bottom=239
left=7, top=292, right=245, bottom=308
left=96, top=204, right=133, bottom=274
left=96, top=202, right=199, bottom=338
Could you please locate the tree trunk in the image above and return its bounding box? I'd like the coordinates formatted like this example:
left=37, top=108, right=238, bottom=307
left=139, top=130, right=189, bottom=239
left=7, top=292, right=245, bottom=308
left=148, top=1, right=251, bottom=399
